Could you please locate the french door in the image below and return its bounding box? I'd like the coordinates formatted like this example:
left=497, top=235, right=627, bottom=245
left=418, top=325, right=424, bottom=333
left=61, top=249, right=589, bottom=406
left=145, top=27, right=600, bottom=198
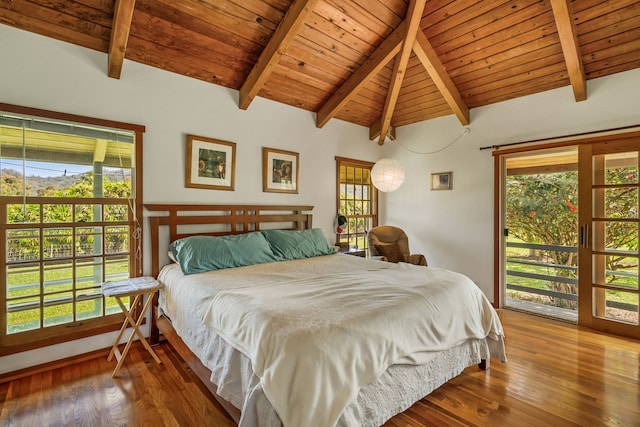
left=498, top=132, right=640, bottom=339
left=578, top=140, right=639, bottom=338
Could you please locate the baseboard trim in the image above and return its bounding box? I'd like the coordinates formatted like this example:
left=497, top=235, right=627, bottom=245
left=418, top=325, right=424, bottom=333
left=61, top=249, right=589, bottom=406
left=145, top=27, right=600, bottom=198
left=0, top=347, right=110, bottom=384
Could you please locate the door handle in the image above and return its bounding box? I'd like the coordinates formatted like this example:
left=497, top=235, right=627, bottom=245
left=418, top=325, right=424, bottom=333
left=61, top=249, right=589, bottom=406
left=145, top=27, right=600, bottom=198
left=580, top=224, right=590, bottom=248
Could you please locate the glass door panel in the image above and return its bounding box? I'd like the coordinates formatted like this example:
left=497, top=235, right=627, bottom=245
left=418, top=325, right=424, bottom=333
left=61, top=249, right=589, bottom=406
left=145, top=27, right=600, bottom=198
left=579, top=144, right=639, bottom=337
left=503, top=147, right=579, bottom=322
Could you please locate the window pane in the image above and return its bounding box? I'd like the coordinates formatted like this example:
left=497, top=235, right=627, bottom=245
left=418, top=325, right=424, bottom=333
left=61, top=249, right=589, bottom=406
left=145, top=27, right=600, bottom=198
left=592, top=254, right=638, bottom=290
left=75, top=204, right=95, bottom=222
left=7, top=298, right=40, bottom=334
left=603, top=188, right=638, bottom=219
left=76, top=281, right=104, bottom=321
left=362, top=169, right=371, bottom=184
left=104, top=169, right=132, bottom=198
left=7, top=263, right=40, bottom=298
left=594, top=289, right=639, bottom=325
left=105, top=226, right=129, bottom=254
left=347, top=183, right=354, bottom=200
left=43, top=298, right=73, bottom=327
left=77, top=296, right=104, bottom=321
left=76, top=257, right=103, bottom=289
left=355, top=185, right=362, bottom=199
left=6, top=264, right=40, bottom=311
left=7, top=204, right=40, bottom=223
left=76, top=227, right=103, bottom=256
left=591, top=221, right=638, bottom=254
left=43, top=259, right=74, bottom=293
left=356, top=200, right=363, bottom=216
left=604, top=153, right=638, bottom=185
left=606, top=221, right=638, bottom=252
left=607, top=221, right=636, bottom=253
left=105, top=203, right=129, bottom=221
left=43, top=228, right=73, bottom=259
left=105, top=255, right=129, bottom=283
left=7, top=229, right=40, bottom=261
left=43, top=204, right=72, bottom=222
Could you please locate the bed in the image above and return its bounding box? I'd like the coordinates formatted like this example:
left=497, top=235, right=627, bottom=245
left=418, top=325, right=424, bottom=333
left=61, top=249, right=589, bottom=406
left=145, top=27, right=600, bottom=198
left=146, top=204, right=506, bottom=427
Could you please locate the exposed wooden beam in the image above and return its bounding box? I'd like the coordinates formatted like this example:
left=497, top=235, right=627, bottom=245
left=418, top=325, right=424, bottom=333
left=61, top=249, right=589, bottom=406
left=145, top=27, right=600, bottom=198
left=108, top=0, right=136, bottom=79
left=315, top=21, right=407, bottom=129
left=413, top=31, right=470, bottom=125
left=372, top=0, right=427, bottom=145
left=239, top=0, right=320, bottom=110
left=550, top=0, right=587, bottom=102
left=368, top=121, right=396, bottom=142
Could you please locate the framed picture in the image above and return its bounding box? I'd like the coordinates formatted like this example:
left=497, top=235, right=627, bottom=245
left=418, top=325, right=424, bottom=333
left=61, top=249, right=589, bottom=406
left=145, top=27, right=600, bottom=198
left=431, top=171, right=452, bottom=190
left=185, top=134, right=236, bottom=191
left=262, top=147, right=299, bottom=194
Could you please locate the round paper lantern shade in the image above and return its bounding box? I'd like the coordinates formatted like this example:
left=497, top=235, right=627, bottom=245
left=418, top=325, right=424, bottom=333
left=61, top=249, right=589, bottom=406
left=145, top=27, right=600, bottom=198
left=371, top=158, right=405, bottom=192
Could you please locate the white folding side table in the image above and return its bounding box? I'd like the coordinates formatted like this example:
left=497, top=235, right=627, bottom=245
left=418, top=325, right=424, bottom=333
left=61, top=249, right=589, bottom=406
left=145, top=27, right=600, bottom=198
left=101, top=276, right=162, bottom=377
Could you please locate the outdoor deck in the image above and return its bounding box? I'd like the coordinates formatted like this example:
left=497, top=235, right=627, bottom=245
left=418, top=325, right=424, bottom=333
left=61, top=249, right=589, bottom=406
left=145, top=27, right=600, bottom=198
left=506, top=297, right=578, bottom=323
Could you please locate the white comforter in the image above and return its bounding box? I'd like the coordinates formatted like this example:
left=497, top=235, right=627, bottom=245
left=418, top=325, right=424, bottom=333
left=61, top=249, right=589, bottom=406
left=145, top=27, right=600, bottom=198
left=200, top=259, right=504, bottom=427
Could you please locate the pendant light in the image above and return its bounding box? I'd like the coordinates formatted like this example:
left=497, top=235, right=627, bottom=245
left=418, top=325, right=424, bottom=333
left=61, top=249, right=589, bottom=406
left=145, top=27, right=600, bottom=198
left=371, top=158, right=405, bottom=192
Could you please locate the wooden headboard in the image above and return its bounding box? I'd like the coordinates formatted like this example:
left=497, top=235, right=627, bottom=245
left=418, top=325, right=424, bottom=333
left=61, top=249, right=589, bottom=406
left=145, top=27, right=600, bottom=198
left=144, top=204, right=313, bottom=349
left=144, top=204, right=314, bottom=278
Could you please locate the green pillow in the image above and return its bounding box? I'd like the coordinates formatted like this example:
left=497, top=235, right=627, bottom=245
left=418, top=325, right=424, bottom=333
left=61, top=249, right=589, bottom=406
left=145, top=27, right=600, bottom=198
left=261, top=228, right=336, bottom=260
left=169, top=232, right=277, bottom=275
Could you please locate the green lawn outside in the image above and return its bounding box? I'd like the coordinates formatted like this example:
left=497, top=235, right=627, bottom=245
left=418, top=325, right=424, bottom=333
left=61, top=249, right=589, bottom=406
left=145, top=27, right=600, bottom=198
left=6, top=258, right=129, bottom=333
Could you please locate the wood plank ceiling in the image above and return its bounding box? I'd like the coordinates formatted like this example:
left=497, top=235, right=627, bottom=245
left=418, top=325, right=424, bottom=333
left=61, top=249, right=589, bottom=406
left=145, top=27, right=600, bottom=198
left=1, top=0, right=639, bottom=144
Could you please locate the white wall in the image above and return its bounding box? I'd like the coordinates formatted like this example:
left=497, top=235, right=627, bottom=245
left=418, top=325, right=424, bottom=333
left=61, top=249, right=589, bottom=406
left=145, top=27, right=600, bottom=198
left=0, top=25, right=374, bottom=373
left=1, top=23, right=639, bottom=373
left=377, top=68, right=640, bottom=297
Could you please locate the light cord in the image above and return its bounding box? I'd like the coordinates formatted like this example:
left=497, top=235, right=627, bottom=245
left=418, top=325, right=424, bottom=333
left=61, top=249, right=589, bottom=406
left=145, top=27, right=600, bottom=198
left=396, top=127, right=470, bottom=155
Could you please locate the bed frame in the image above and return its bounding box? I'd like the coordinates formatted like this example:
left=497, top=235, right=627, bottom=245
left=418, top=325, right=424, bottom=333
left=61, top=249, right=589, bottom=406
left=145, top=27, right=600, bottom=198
left=144, top=204, right=314, bottom=422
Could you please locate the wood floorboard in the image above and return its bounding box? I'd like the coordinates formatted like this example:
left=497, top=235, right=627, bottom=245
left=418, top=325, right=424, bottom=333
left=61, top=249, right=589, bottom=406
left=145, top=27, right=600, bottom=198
left=1, top=309, right=638, bottom=426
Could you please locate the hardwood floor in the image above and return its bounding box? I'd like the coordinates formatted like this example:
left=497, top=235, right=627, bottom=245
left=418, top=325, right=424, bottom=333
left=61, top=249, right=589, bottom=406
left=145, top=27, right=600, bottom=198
left=0, top=343, right=236, bottom=427
left=1, top=309, right=639, bottom=426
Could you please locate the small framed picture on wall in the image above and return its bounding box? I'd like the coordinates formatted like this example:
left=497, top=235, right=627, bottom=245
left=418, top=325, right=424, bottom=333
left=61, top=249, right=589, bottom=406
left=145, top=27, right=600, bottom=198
left=185, top=134, right=236, bottom=191
left=430, top=171, right=452, bottom=190
left=263, top=147, right=299, bottom=194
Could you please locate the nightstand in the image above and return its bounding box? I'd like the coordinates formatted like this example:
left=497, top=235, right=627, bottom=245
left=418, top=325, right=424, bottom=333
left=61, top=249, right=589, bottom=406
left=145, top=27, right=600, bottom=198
left=101, top=276, right=162, bottom=377
left=339, top=248, right=366, bottom=257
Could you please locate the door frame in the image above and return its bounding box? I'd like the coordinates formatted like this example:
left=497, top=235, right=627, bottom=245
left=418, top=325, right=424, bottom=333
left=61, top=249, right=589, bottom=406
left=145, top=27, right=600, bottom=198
left=493, top=127, right=640, bottom=339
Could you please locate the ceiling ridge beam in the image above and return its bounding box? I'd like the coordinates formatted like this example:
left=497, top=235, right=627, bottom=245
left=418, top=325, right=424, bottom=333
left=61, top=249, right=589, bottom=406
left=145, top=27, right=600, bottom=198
left=413, top=31, right=469, bottom=126
left=550, top=0, right=587, bottom=102
left=108, top=0, right=137, bottom=79
left=239, top=0, right=320, bottom=110
left=371, top=0, right=427, bottom=145
left=315, top=21, right=407, bottom=129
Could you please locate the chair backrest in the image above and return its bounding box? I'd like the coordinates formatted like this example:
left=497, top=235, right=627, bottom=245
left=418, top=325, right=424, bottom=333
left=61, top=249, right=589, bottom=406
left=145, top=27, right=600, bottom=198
left=367, top=226, right=411, bottom=259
